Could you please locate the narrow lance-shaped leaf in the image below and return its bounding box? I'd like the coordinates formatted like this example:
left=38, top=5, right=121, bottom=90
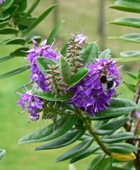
left=24, top=4, right=56, bottom=35
left=47, top=20, right=65, bottom=45
left=59, top=55, right=72, bottom=84
left=19, top=115, right=78, bottom=144
left=94, top=117, right=129, bottom=135
left=35, top=128, right=85, bottom=150
left=0, top=66, right=30, bottom=79
left=102, top=132, right=134, bottom=144
left=88, top=154, right=106, bottom=170
left=108, top=17, right=140, bottom=29
left=99, top=49, right=111, bottom=60
left=70, top=146, right=100, bottom=163
left=0, top=149, right=6, bottom=160
left=23, top=0, right=41, bottom=18
left=87, top=98, right=137, bottom=120
left=56, top=138, right=93, bottom=162
left=34, top=91, right=72, bottom=101
left=80, top=42, right=98, bottom=65
left=36, top=57, right=56, bottom=76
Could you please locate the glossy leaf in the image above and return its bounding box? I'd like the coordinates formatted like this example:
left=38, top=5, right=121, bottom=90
left=94, top=117, right=129, bottom=135
left=27, top=35, right=42, bottom=44
left=109, top=0, right=140, bottom=13
left=47, top=20, right=65, bottom=45
left=109, top=33, right=140, bottom=43
left=99, top=49, right=111, bottom=60
left=1, top=0, right=14, bottom=12
left=109, top=17, right=140, bottom=28
left=87, top=98, right=137, bottom=120
left=10, top=47, right=28, bottom=57
left=125, top=72, right=137, bottom=80
left=70, top=146, right=100, bottom=163
left=0, top=13, right=10, bottom=21
left=80, top=42, right=98, bottom=65
left=0, top=66, right=30, bottom=79
left=36, top=57, right=56, bottom=76
left=16, top=17, right=37, bottom=27
left=68, top=67, right=89, bottom=88
left=102, top=132, right=134, bottom=143
left=24, top=4, right=56, bottom=35
left=0, top=55, right=13, bottom=62
left=88, top=154, right=105, bottom=170
left=0, top=27, right=18, bottom=34
left=19, top=115, right=78, bottom=144
left=35, top=128, right=85, bottom=150
left=34, top=91, right=72, bottom=101
left=120, top=51, right=140, bottom=57
left=107, top=143, right=137, bottom=154
left=124, top=81, right=136, bottom=93
left=0, top=149, right=6, bottom=160
left=23, top=0, right=41, bottom=18
left=56, top=138, right=93, bottom=162
left=59, top=56, right=72, bottom=84
left=3, top=37, right=26, bottom=45
left=61, top=41, right=69, bottom=56
left=111, top=167, right=130, bottom=170
left=99, top=157, right=112, bottom=170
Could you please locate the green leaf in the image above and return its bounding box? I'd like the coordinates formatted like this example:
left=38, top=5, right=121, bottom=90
left=94, top=117, right=129, bottom=135
left=87, top=98, right=137, bottom=120
left=120, top=51, right=140, bottom=57
left=16, top=17, right=37, bottom=27
left=80, top=42, right=98, bottom=65
left=124, top=81, right=136, bottom=93
left=59, top=56, right=72, bottom=84
left=1, top=0, right=14, bottom=12
left=34, top=91, right=72, bottom=101
left=56, top=138, right=93, bottom=162
left=3, top=37, right=26, bottom=45
left=23, top=0, right=41, bottom=18
left=111, top=167, right=130, bottom=170
left=109, top=17, right=140, bottom=28
left=109, top=0, right=140, bottom=13
left=107, top=143, right=137, bottom=154
left=19, top=115, right=78, bottom=144
left=70, top=146, right=100, bottom=163
left=99, top=49, right=111, bottom=59
left=68, top=67, right=89, bottom=88
left=125, top=72, right=137, bottom=80
left=102, top=132, right=134, bottom=144
left=47, top=20, right=65, bottom=45
left=109, top=33, right=140, bottom=43
left=88, top=154, right=105, bottom=170
left=99, top=157, right=112, bottom=170
left=0, top=27, right=18, bottom=34
left=27, top=35, right=42, bottom=44
left=0, top=13, right=10, bottom=21
left=24, top=4, right=56, bottom=35
left=0, top=20, right=9, bottom=28
left=35, top=128, right=85, bottom=150
left=0, top=149, right=6, bottom=160
left=61, top=41, right=69, bottom=56
left=0, top=55, right=13, bottom=62
left=0, top=66, right=30, bottom=79
left=10, top=47, right=29, bottom=57
left=36, top=57, right=56, bottom=76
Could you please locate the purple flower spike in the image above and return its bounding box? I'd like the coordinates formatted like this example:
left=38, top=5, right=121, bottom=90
left=70, top=32, right=87, bottom=46
left=26, top=40, right=60, bottom=91
left=17, top=90, right=42, bottom=121
left=69, top=58, right=120, bottom=115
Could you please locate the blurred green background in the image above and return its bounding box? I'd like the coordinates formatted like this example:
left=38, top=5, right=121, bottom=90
left=0, top=0, right=138, bottom=169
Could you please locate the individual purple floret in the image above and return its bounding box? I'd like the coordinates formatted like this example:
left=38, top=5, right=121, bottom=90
left=70, top=32, right=87, bottom=46
left=69, top=58, right=120, bottom=115
left=135, top=112, right=140, bottom=117
left=0, top=0, right=5, bottom=4
left=17, top=90, right=42, bottom=121
left=26, top=40, right=60, bottom=91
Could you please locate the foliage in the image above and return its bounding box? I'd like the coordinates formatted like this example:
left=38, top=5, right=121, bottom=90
left=1, top=0, right=140, bottom=170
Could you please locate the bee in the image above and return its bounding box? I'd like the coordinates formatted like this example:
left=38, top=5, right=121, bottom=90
left=99, top=74, right=116, bottom=92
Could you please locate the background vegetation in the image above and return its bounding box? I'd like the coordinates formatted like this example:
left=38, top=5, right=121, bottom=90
left=0, top=0, right=139, bottom=169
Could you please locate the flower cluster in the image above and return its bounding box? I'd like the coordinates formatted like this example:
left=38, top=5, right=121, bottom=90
left=17, top=32, right=121, bottom=121
left=26, top=40, right=60, bottom=91
left=17, top=90, right=42, bottom=121
left=69, top=58, right=120, bottom=114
